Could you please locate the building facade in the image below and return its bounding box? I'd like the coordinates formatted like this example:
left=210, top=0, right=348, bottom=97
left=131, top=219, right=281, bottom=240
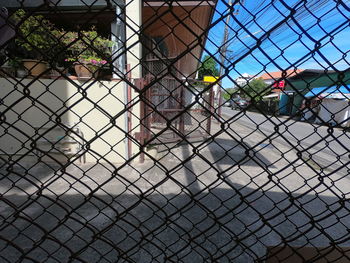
left=279, top=69, right=350, bottom=115
left=0, top=0, right=216, bottom=164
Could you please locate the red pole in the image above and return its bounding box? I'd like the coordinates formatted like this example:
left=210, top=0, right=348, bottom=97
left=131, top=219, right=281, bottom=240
left=179, top=82, right=185, bottom=136
left=126, top=64, right=132, bottom=160
left=217, top=85, right=222, bottom=120
left=206, top=85, right=214, bottom=136
left=135, top=77, right=146, bottom=163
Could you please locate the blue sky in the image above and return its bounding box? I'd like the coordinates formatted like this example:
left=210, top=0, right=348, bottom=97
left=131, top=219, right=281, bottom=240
left=204, top=0, right=350, bottom=89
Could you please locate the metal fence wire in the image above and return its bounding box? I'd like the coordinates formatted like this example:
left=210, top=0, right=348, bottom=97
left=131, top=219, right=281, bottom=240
left=1, top=0, right=350, bottom=262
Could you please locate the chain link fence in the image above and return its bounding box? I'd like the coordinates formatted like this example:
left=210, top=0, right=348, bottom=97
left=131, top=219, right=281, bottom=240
left=0, top=0, right=350, bottom=262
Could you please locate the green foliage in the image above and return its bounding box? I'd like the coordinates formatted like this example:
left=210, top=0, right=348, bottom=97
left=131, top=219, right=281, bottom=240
left=13, top=9, right=61, bottom=60
left=223, top=88, right=235, bottom=101
left=242, top=78, right=268, bottom=101
left=12, top=10, right=112, bottom=67
left=61, top=28, right=113, bottom=68
left=8, top=57, right=22, bottom=69
left=198, top=55, right=219, bottom=80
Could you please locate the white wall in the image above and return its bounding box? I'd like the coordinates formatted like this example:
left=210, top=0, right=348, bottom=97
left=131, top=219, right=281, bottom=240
left=125, top=0, right=142, bottom=79
left=0, top=78, right=140, bottom=165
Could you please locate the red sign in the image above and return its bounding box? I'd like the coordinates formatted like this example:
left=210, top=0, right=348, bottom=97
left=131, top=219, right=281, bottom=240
left=272, top=81, right=285, bottom=89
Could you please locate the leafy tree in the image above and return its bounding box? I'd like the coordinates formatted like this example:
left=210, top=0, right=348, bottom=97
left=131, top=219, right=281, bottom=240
left=242, top=78, right=268, bottom=101
left=12, top=9, right=61, bottom=60
left=198, top=55, right=219, bottom=80
left=61, top=29, right=113, bottom=65
left=223, top=88, right=235, bottom=101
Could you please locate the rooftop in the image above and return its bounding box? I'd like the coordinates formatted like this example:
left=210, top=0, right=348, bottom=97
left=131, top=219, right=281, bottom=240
left=259, top=69, right=304, bottom=80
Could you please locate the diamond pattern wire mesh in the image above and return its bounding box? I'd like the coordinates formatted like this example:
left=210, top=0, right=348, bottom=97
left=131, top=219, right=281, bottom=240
left=0, top=0, right=350, bottom=262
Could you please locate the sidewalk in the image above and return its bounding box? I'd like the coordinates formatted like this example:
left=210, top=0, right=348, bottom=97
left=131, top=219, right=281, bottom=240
left=1, top=120, right=350, bottom=262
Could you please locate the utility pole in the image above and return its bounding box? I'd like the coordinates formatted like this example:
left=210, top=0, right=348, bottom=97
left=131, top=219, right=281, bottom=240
left=217, top=0, right=240, bottom=119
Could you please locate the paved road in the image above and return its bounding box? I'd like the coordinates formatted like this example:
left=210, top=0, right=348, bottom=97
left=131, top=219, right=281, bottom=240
left=1, top=115, right=349, bottom=262
left=222, top=106, right=350, bottom=174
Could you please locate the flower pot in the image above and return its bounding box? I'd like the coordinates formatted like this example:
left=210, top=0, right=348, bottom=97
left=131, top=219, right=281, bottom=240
left=74, top=63, right=99, bottom=79
left=74, top=63, right=93, bottom=79
left=22, top=59, right=48, bottom=77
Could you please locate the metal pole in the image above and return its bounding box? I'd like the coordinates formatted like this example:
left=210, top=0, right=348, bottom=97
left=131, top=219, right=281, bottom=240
left=217, top=0, right=232, bottom=119
left=218, top=0, right=234, bottom=119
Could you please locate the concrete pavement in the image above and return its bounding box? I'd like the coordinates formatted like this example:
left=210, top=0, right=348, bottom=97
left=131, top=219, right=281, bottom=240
left=1, top=119, right=350, bottom=262
left=222, top=106, right=350, bottom=175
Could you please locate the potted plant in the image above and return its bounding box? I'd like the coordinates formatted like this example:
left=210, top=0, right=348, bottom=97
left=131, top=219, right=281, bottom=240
left=68, top=57, right=107, bottom=79
left=62, top=28, right=113, bottom=79
left=8, top=57, right=27, bottom=78
left=12, top=9, right=62, bottom=77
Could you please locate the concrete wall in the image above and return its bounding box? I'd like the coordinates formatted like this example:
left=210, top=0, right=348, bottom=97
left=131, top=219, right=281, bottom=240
left=0, top=77, right=139, bottom=165
left=0, top=2, right=143, bottom=164
left=126, top=0, right=142, bottom=79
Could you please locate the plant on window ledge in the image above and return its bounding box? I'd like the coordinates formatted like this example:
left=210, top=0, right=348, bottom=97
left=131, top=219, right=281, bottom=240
left=62, top=28, right=113, bottom=79
left=8, top=57, right=27, bottom=78
left=12, top=9, right=63, bottom=77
